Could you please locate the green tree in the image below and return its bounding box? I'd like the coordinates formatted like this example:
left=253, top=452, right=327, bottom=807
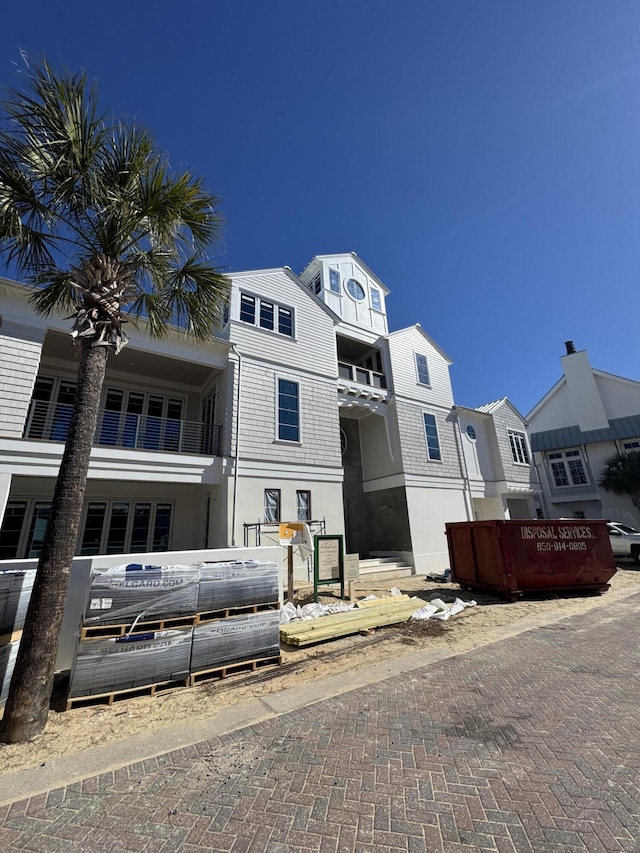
left=599, top=451, right=640, bottom=516
left=0, top=60, right=229, bottom=742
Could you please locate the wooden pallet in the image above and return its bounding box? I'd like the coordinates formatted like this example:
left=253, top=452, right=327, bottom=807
left=80, top=601, right=280, bottom=639
left=66, top=677, right=190, bottom=710
left=280, top=598, right=428, bottom=647
left=189, top=654, right=282, bottom=686
left=80, top=614, right=198, bottom=639
left=195, top=601, right=279, bottom=624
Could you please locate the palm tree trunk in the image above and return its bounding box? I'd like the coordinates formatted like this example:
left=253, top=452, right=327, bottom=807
left=0, top=343, right=109, bottom=743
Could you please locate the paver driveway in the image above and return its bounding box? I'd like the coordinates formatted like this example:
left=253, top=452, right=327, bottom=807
left=0, top=593, right=639, bottom=852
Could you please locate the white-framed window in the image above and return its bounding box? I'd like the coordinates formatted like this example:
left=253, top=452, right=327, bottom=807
left=415, top=353, right=430, bottom=386
left=0, top=499, right=173, bottom=559
left=239, top=292, right=294, bottom=338
left=623, top=440, right=640, bottom=451
left=264, top=489, right=281, bottom=523
left=370, top=288, right=382, bottom=311
left=423, top=412, right=442, bottom=461
left=277, top=378, right=300, bottom=442
left=547, top=449, right=588, bottom=487
left=508, top=430, right=530, bottom=465
left=329, top=269, right=341, bottom=294
left=297, top=490, right=311, bottom=521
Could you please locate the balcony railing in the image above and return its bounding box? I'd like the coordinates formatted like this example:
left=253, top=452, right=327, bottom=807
left=338, top=361, right=387, bottom=389
left=24, top=400, right=222, bottom=456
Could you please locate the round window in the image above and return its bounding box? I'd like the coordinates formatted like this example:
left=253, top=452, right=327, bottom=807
left=345, top=278, right=365, bottom=301
left=466, top=425, right=476, bottom=440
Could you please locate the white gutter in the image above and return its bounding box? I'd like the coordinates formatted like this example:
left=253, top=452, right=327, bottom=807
left=230, top=344, right=242, bottom=546
left=451, top=406, right=473, bottom=521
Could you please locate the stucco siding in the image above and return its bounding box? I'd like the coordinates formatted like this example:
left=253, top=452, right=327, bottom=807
left=594, top=374, right=640, bottom=421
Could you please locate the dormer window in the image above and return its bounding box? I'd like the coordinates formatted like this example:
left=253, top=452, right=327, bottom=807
left=370, top=288, right=381, bottom=311
left=345, top=278, right=365, bottom=301
left=329, top=269, right=341, bottom=293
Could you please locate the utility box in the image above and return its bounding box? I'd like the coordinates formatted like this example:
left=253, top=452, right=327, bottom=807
left=445, top=519, right=616, bottom=600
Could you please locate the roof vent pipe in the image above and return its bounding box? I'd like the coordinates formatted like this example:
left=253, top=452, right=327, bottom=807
left=564, top=340, right=576, bottom=355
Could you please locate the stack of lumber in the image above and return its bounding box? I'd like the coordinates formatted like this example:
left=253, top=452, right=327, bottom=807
left=280, top=596, right=427, bottom=647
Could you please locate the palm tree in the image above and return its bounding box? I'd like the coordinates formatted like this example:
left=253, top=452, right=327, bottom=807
left=0, top=60, right=230, bottom=742
left=599, top=451, right=640, bottom=516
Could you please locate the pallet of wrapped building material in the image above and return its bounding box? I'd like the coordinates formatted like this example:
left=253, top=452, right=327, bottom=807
left=279, top=597, right=428, bottom=647
left=189, top=653, right=282, bottom=686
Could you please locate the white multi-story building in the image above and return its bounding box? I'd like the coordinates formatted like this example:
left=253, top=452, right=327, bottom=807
left=527, top=341, right=640, bottom=527
left=0, top=253, right=540, bottom=576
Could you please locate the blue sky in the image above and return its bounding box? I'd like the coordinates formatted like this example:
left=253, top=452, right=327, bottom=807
left=1, top=1, right=639, bottom=415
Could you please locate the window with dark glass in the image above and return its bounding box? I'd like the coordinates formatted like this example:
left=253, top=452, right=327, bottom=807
left=152, top=503, right=172, bottom=550
left=259, top=300, right=274, bottom=330
left=278, top=306, right=293, bottom=337
left=240, top=293, right=256, bottom=323
left=423, top=413, right=441, bottom=461
left=240, top=292, right=294, bottom=338
left=0, top=502, right=27, bottom=560
left=278, top=379, right=300, bottom=442
left=26, top=502, right=52, bottom=558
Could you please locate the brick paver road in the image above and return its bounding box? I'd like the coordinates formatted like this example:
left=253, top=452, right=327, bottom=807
left=1, top=593, right=639, bottom=852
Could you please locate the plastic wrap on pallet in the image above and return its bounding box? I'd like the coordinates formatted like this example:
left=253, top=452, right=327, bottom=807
left=191, top=610, right=280, bottom=672
left=197, top=561, right=279, bottom=612
left=0, top=570, right=35, bottom=635
left=69, top=628, right=193, bottom=698
left=84, top=564, right=200, bottom=625
left=0, top=641, right=19, bottom=705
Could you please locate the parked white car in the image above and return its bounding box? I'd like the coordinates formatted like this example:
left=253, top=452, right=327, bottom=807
left=607, top=522, right=640, bottom=564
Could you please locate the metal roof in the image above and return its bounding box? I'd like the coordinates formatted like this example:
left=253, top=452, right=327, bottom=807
left=530, top=414, right=640, bottom=452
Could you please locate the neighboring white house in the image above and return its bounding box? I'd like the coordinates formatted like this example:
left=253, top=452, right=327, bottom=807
left=0, top=253, right=541, bottom=577
left=527, top=341, right=640, bottom=527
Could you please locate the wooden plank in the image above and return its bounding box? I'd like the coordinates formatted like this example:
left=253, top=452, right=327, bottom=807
left=81, top=614, right=198, bottom=640
left=279, top=599, right=423, bottom=639
left=279, top=598, right=428, bottom=647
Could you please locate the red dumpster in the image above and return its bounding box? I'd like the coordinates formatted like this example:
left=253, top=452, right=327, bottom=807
left=445, top=519, right=616, bottom=600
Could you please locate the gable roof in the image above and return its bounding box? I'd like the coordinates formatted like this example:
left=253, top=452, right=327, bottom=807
left=386, top=324, right=453, bottom=364
left=476, top=397, right=528, bottom=422
left=299, top=252, right=391, bottom=295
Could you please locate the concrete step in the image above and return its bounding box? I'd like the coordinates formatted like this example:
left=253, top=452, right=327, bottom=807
left=358, top=557, right=414, bottom=580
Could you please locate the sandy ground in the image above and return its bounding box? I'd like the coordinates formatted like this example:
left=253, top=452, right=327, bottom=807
left=1, top=564, right=640, bottom=774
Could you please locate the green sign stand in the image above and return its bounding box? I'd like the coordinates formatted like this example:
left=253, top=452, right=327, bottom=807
left=313, top=534, right=344, bottom=602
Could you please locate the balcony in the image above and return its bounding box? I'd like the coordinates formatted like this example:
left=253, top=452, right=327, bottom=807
left=24, top=400, right=222, bottom=456
left=338, top=361, right=387, bottom=390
